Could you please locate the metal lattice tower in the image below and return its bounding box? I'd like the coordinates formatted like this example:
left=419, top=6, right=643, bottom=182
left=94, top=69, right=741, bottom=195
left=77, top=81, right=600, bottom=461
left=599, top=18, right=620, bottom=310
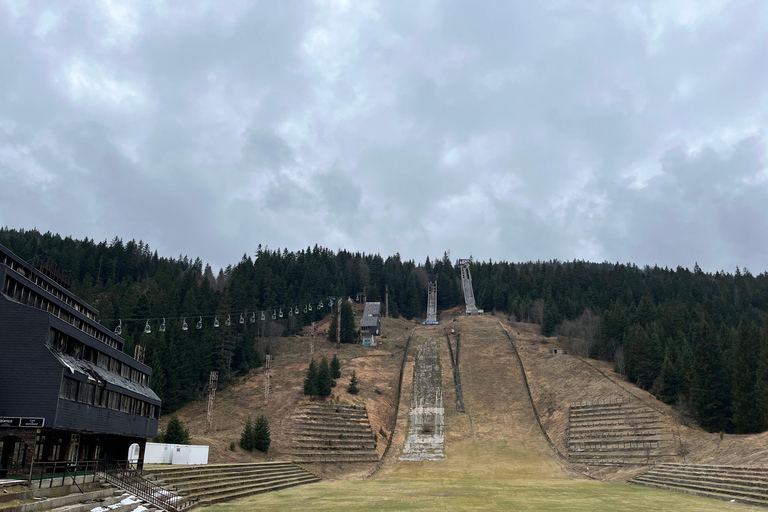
left=265, top=355, right=272, bottom=405
left=457, top=258, right=483, bottom=315
left=425, top=275, right=438, bottom=324
left=311, top=321, right=316, bottom=355
left=206, top=371, right=218, bottom=433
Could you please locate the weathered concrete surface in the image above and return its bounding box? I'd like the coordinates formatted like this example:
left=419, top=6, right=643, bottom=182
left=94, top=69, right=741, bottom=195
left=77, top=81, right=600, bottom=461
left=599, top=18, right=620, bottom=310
left=400, top=336, right=445, bottom=461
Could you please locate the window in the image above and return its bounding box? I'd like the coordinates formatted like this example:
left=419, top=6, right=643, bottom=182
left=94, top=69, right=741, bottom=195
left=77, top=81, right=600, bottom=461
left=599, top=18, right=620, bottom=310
left=108, top=391, right=120, bottom=410
left=77, top=382, right=95, bottom=404
left=59, top=378, right=78, bottom=401
left=34, top=434, right=46, bottom=461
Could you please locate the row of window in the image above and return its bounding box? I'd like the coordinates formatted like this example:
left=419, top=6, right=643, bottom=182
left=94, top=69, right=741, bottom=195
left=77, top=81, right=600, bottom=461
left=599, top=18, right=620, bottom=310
left=59, top=377, right=158, bottom=419
left=49, top=329, right=150, bottom=386
left=3, top=275, right=121, bottom=350
left=1, top=253, right=95, bottom=319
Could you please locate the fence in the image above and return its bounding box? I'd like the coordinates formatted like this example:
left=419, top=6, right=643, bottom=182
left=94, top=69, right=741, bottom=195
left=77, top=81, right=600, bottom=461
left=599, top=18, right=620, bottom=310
left=28, top=460, right=99, bottom=491
left=98, top=460, right=196, bottom=512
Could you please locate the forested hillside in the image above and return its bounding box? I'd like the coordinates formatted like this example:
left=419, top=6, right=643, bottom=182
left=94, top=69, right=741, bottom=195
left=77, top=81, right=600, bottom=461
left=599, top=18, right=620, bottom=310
left=3, top=227, right=768, bottom=435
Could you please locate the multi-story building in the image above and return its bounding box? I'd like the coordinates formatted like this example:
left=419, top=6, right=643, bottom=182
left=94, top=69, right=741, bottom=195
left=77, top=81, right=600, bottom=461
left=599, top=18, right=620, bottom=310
left=0, top=244, right=161, bottom=477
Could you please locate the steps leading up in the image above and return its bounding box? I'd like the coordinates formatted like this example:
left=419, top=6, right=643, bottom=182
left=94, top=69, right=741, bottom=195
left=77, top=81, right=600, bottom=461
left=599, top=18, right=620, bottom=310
left=567, top=400, right=676, bottom=465
left=143, top=462, right=319, bottom=506
left=629, top=463, right=768, bottom=507
left=287, top=403, right=379, bottom=463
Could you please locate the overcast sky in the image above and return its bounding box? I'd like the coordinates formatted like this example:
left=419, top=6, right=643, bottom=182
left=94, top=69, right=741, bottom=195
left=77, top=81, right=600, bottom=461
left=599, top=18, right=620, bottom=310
left=1, top=1, right=767, bottom=273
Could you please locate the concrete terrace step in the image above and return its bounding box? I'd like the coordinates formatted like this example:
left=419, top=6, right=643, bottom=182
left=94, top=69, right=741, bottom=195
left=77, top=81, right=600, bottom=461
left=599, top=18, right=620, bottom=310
left=299, top=407, right=368, bottom=417
left=568, top=427, right=672, bottom=439
left=166, top=468, right=308, bottom=490
left=658, top=463, right=768, bottom=475
left=629, top=479, right=768, bottom=508
left=194, top=476, right=321, bottom=505
left=291, top=431, right=374, bottom=440
left=176, top=470, right=311, bottom=496
left=568, top=420, right=661, bottom=430
left=570, top=452, right=673, bottom=460
left=295, top=441, right=375, bottom=450
left=143, top=462, right=294, bottom=477
left=631, top=475, right=768, bottom=503
left=639, top=470, right=768, bottom=490
left=569, top=441, right=663, bottom=450
left=569, top=414, right=659, bottom=424
left=149, top=464, right=297, bottom=480
left=570, top=402, right=634, bottom=411
left=291, top=454, right=379, bottom=462
left=568, top=407, right=656, bottom=418
left=302, top=403, right=366, bottom=412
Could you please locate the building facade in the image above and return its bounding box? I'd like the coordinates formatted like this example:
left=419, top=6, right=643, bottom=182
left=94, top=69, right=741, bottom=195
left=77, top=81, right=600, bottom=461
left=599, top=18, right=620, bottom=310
left=0, top=245, right=161, bottom=477
left=360, top=302, right=381, bottom=336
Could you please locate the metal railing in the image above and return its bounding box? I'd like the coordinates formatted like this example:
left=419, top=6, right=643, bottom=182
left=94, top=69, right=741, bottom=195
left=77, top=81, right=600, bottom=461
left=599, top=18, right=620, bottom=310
left=28, top=460, right=99, bottom=490
left=97, top=461, right=196, bottom=512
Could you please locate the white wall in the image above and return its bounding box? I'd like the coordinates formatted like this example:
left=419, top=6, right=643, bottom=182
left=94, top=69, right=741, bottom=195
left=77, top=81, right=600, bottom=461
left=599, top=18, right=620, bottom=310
left=144, top=442, right=209, bottom=465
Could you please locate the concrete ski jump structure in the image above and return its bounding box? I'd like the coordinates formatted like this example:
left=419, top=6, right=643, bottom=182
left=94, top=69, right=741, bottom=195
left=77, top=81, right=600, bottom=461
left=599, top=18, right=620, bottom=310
left=457, top=258, right=483, bottom=315
left=424, top=274, right=438, bottom=325
left=400, top=336, right=445, bottom=461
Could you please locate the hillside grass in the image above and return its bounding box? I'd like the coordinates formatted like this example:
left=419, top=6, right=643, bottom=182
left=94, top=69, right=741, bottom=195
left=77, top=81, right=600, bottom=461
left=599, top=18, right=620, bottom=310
left=204, top=316, right=761, bottom=511
left=204, top=437, right=759, bottom=511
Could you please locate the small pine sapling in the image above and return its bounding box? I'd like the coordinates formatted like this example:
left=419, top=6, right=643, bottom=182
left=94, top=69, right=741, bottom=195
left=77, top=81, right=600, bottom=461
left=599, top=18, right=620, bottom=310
left=347, top=370, right=359, bottom=395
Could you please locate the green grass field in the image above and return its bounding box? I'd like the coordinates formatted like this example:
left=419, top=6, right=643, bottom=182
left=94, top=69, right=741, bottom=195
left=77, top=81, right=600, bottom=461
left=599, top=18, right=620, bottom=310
left=205, top=439, right=760, bottom=512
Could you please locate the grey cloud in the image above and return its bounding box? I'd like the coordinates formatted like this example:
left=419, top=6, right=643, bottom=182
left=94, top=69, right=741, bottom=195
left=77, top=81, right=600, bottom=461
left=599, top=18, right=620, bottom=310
left=1, top=0, right=767, bottom=271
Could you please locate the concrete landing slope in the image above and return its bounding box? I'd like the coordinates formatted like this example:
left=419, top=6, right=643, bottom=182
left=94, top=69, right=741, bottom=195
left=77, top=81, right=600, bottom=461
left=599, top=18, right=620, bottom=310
left=400, top=336, right=445, bottom=461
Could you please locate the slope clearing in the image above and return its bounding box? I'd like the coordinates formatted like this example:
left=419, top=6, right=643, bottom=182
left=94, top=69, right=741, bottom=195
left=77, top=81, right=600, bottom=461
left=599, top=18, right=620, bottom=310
left=202, top=315, right=760, bottom=511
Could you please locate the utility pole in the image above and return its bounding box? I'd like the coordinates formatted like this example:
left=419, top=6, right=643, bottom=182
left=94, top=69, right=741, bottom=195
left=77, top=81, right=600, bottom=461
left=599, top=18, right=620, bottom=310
left=336, top=300, right=341, bottom=349
left=385, top=284, right=389, bottom=318
left=206, top=371, right=218, bottom=433
left=311, top=321, right=316, bottom=355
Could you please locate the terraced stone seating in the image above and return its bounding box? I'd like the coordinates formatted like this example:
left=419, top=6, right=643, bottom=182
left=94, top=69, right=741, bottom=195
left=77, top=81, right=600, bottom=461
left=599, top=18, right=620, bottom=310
left=629, top=463, right=768, bottom=507
left=142, top=462, right=320, bottom=506
left=288, top=403, right=379, bottom=462
left=567, top=400, right=676, bottom=465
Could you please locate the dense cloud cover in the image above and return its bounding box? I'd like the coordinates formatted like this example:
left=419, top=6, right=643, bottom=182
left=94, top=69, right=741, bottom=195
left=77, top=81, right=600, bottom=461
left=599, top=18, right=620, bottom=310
left=1, top=0, right=766, bottom=272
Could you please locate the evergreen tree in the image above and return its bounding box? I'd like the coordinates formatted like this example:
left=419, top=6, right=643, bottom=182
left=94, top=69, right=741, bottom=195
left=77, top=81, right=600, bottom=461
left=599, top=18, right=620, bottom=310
left=756, top=317, right=768, bottom=429
left=732, top=316, right=761, bottom=433
left=253, top=415, right=271, bottom=452
left=162, top=416, right=191, bottom=444
left=340, top=302, right=357, bottom=343
left=240, top=417, right=254, bottom=451
left=691, top=319, right=732, bottom=432
left=347, top=370, right=359, bottom=394
left=317, top=357, right=332, bottom=397
left=328, top=307, right=339, bottom=343
left=541, top=298, right=560, bottom=336
left=331, top=354, right=341, bottom=379
left=304, top=359, right=319, bottom=396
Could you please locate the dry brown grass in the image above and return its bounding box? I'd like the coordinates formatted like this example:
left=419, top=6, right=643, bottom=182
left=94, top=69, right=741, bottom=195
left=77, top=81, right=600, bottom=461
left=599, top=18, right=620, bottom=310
left=160, top=315, right=415, bottom=474
left=506, top=318, right=768, bottom=480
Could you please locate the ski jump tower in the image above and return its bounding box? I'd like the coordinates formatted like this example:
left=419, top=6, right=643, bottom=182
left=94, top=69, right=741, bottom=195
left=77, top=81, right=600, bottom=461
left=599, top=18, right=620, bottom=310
left=457, top=258, right=483, bottom=315
left=424, top=274, right=438, bottom=325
